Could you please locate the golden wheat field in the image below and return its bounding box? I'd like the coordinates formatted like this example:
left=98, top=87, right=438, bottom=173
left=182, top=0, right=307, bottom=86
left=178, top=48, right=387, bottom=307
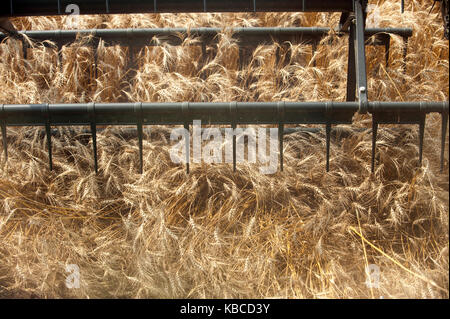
left=0, top=0, right=448, bottom=299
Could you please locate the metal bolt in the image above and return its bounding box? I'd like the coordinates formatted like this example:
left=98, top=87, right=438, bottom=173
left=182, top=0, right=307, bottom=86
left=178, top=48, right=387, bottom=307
left=359, top=86, right=366, bottom=93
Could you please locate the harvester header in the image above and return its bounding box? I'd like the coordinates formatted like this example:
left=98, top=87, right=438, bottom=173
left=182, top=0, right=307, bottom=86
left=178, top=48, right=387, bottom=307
left=0, top=1, right=448, bottom=176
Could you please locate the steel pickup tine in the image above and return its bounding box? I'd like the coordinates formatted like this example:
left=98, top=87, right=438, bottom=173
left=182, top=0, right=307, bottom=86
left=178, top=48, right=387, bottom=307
left=1, top=123, right=6, bottom=162
left=135, top=102, right=144, bottom=174
left=58, top=44, right=63, bottom=71
left=418, top=109, right=426, bottom=167
left=184, top=123, right=190, bottom=174
left=326, top=123, right=331, bottom=172
left=1, top=104, right=7, bottom=162
left=22, top=38, right=28, bottom=60
left=137, top=123, right=143, bottom=174
left=43, top=103, right=53, bottom=171
left=279, top=123, right=284, bottom=171
left=312, top=42, right=317, bottom=67
left=201, top=43, right=207, bottom=62
left=385, top=36, right=390, bottom=67
left=275, top=45, right=281, bottom=66
left=232, top=127, right=236, bottom=172
left=88, top=103, right=98, bottom=174
left=230, top=102, right=237, bottom=172
left=441, top=110, right=448, bottom=172
left=277, top=102, right=285, bottom=172
left=182, top=102, right=190, bottom=174
left=371, top=114, right=378, bottom=174
left=325, top=102, right=332, bottom=172
left=94, top=40, right=99, bottom=81
left=402, top=36, right=408, bottom=74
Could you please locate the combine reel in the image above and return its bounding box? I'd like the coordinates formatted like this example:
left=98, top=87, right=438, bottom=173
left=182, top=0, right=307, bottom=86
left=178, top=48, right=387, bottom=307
left=0, top=0, right=448, bottom=174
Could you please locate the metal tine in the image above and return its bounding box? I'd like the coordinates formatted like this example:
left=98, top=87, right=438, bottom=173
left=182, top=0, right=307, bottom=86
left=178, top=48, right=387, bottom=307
left=441, top=112, right=448, bottom=172
left=418, top=114, right=426, bottom=166
left=134, top=102, right=144, bottom=174
left=137, top=122, right=143, bottom=174
left=45, top=122, right=53, bottom=170
left=182, top=102, right=190, bottom=174
left=128, top=45, right=136, bottom=79
left=277, top=102, right=285, bottom=172
left=200, top=43, right=208, bottom=80
left=232, top=125, right=236, bottom=172
left=326, top=123, right=331, bottom=172
left=371, top=117, right=378, bottom=173
left=402, top=36, right=408, bottom=74
left=325, top=102, right=332, bottom=172
left=22, top=39, right=28, bottom=59
left=1, top=123, right=7, bottom=162
left=57, top=44, right=63, bottom=72
left=1, top=104, right=6, bottom=162
left=129, top=45, right=134, bottom=68
left=88, top=103, right=98, bottom=174
left=230, top=102, right=237, bottom=172
left=384, top=37, right=390, bottom=67
left=285, top=43, right=292, bottom=64
left=312, top=42, right=317, bottom=67
left=44, top=104, right=53, bottom=171
left=201, top=43, right=207, bottom=62
left=91, top=122, right=98, bottom=174
left=275, top=46, right=281, bottom=66
left=184, top=123, right=190, bottom=174
left=94, top=45, right=98, bottom=81
left=279, top=123, right=284, bottom=171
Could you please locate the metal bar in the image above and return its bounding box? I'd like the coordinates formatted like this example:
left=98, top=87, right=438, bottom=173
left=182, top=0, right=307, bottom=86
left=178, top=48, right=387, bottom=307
left=1, top=27, right=413, bottom=47
left=1, top=101, right=447, bottom=174
left=353, top=0, right=368, bottom=114
left=1, top=0, right=354, bottom=17
left=1, top=102, right=447, bottom=127
left=346, top=23, right=356, bottom=102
